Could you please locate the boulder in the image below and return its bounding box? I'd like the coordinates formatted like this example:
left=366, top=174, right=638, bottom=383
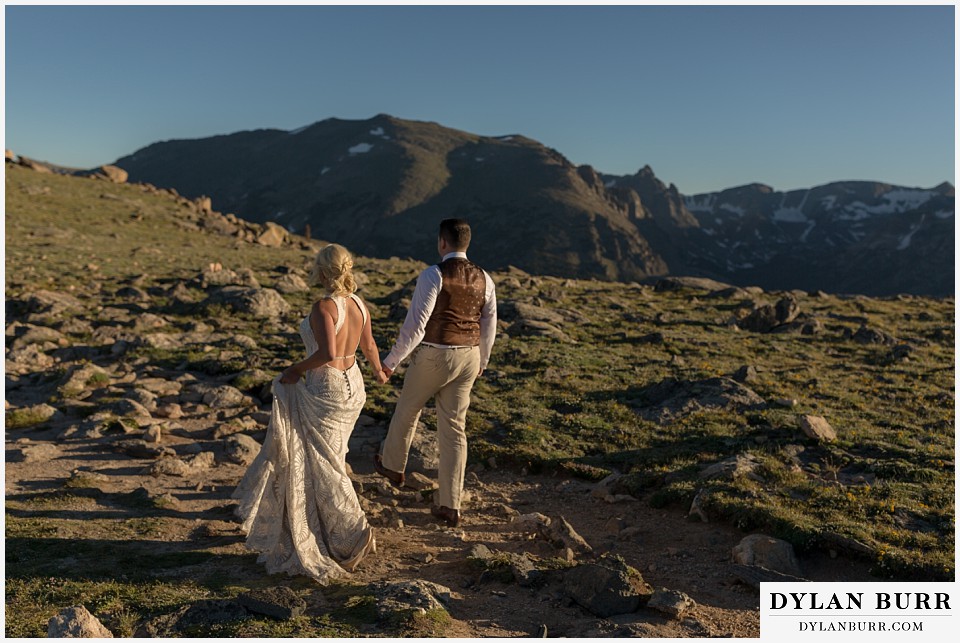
left=635, top=376, right=765, bottom=424
left=5, top=149, right=15, bottom=162
left=852, top=325, right=897, bottom=346
left=507, top=319, right=574, bottom=343
left=202, top=385, right=248, bottom=409
left=47, top=605, right=113, bottom=637
left=133, top=599, right=247, bottom=637
left=563, top=555, right=652, bottom=617
left=646, top=587, right=696, bottom=619
left=699, top=453, right=761, bottom=481
left=738, top=296, right=799, bottom=332
left=18, top=156, right=51, bottom=173
left=798, top=415, right=837, bottom=442
left=200, top=264, right=242, bottom=288
left=732, top=534, right=802, bottom=577
left=205, top=286, right=290, bottom=319
left=257, top=222, right=288, bottom=247
left=237, top=587, right=305, bottom=620
left=58, top=363, right=111, bottom=398
left=540, top=515, right=593, bottom=555
left=370, top=579, right=451, bottom=620
left=274, top=273, right=310, bottom=294
left=224, top=434, right=261, bottom=465
left=98, top=165, right=128, bottom=183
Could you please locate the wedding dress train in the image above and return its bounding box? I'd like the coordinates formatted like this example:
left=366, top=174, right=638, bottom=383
left=232, top=294, right=375, bottom=583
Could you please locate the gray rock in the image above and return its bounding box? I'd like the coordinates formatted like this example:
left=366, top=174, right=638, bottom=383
left=135, top=377, right=182, bottom=396
left=7, top=403, right=61, bottom=426
left=404, top=471, right=437, bottom=491
left=274, top=273, right=310, bottom=294
left=541, top=515, right=593, bottom=555
left=124, top=388, right=158, bottom=412
left=199, top=264, right=243, bottom=288
left=646, top=587, right=696, bottom=619
left=636, top=376, right=765, bottom=424
left=134, top=599, right=248, bottom=637
left=510, top=512, right=551, bottom=534
left=467, top=544, right=495, bottom=563
left=507, top=319, right=574, bottom=343
left=115, top=398, right=152, bottom=418
left=563, top=555, right=652, bottom=617
left=224, top=434, right=261, bottom=465
left=114, top=439, right=175, bottom=459
left=237, top=586, right=306, bottom=620
left=699, top=453, right=761, bottom=481
left=732, top=534, right=802, bottom=577
left=498, top=300, right=566, bottom=325
left=738, top=297, right=800, bottom=332
left=510, top=552, right=543, bottom=587
left=47, top=605, right=113, bottom=638
left=203, top=385, right=248, bottom=409
left=16, top=443, right=59, bottom=463
left=733, top=365, right=759, bottom=383
left=24, top=289, right=84, bottom=316
left=58, top=363, right=111, bottom=398
left=798, top=415, right=837, bottom=442
left=205, top=286, right=290, bottom=319
left=407, top=426, right=439, bottom=474
left=155, top=403, right=183, bottom=419
left=9, top=324, right=64, bottom=351
left=853, top=325, right=897, bottom=346
left=370, top=580, right=451, bottom=620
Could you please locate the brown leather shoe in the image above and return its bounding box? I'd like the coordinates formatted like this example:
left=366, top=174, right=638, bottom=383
left=374, top=454, right=404, bottom=488
left=430, top=504, right=460, bottom=527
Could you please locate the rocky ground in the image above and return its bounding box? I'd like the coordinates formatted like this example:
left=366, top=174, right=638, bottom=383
left=5, top=160, right=952, bottom=637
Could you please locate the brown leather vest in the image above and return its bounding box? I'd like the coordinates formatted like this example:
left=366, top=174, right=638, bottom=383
left=422, top=258, right=487, bottom=346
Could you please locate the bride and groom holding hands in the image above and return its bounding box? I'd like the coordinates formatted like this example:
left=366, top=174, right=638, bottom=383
left=232, top=218, right=497, bottom=583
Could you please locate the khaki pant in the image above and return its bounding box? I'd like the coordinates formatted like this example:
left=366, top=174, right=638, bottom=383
left=380, top=345, right=480, bottom=509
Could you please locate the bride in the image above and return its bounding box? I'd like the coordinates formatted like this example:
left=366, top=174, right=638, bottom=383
left=232, top=243, right=387, bottom=582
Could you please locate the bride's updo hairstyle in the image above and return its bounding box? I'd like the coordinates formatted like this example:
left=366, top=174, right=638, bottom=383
left=309, top=243, right=357, bottom=297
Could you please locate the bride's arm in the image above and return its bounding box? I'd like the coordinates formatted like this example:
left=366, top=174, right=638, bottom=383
left=356, top=299, right=386, bottom=383
left=279, top=300, right=336, bottom=383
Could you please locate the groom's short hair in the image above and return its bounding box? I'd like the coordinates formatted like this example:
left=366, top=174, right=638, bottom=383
left=439, top=218, right=471, bottom=250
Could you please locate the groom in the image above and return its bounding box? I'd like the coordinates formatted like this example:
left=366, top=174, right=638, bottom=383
left=375, top=218, right=497, bottom=527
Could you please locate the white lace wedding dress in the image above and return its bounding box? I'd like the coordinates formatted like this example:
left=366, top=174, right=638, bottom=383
left=232, top=294, right=375, bottom=583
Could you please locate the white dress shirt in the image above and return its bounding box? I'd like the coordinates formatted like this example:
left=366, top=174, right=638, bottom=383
left=383, top=251, right=497, bottom=371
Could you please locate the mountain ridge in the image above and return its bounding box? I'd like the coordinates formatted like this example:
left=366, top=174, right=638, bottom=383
left=31, top=113, right=956, bottom=296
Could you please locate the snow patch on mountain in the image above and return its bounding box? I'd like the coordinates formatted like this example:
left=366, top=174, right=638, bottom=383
left=897, top=216, right=926, bottom=250
left=773, top=190, right=810, bottom=222
left=370, top=127, right=385, bottom=136
left=348, top=143, right=373, bottom=155
left=934, top=210, right=954, bottom=219
left=684, top=194, right=716, bottom=213
left=719, top=203, right=745, bottom=217
left=800, top=221, right=817, bottom=243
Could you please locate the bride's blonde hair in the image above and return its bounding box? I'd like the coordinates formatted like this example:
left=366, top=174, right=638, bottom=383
left=309, top=243, right=357, bottom=297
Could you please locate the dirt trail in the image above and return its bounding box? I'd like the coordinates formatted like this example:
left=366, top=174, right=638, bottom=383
left=6, top=409, right=879, bottom=637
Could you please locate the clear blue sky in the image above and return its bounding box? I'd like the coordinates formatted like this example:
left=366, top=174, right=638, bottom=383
left=4, top=4, right=954, bottom=194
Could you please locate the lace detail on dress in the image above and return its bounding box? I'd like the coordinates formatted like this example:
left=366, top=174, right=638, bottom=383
left=232, top=294, right=373, bottom=584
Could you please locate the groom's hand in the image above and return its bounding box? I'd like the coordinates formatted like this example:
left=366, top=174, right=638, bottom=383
left=382, top=367, right=394, bottom=379
left=478, top=368, right=484, bottom=377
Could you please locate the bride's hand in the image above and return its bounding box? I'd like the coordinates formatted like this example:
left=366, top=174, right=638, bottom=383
left=375, top=369, right=389, bottom=384
left=279, top=366, right=302, bottom=384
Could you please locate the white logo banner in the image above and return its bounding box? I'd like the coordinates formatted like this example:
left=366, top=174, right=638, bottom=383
left=761, top=582, right=956, bottom=640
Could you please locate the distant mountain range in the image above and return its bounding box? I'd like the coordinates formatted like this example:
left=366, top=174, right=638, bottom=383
left=111, top=114, right=954, bottom=296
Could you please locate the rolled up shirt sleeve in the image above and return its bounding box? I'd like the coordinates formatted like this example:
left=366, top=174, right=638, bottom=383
left=383, top=266, right=441, bottom=370
left=479, top=271, right=497, bottom=370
